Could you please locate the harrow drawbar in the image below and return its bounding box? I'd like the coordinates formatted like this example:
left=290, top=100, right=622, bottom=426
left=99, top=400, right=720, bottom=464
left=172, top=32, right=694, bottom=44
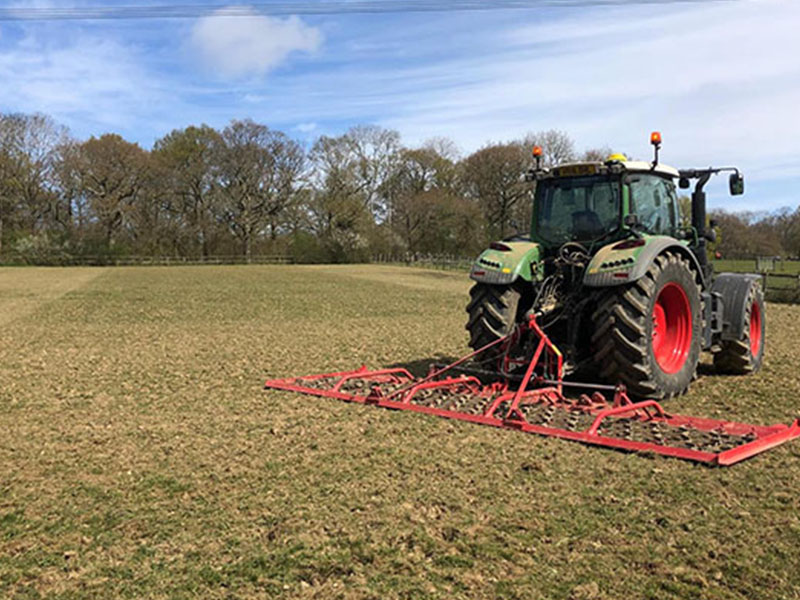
left=264, top=317, right=799, bottom=466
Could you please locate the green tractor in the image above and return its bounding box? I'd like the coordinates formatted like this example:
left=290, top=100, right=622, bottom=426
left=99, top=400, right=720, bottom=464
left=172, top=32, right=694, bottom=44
left=466, top=132, right=764, bottom=399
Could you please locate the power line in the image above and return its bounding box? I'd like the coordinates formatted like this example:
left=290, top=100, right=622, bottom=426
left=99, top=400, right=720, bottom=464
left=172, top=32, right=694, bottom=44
left=0, top=0, right=738, bottom=21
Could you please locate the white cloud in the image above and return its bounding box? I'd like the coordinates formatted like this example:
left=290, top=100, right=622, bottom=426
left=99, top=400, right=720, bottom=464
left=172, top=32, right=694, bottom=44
left=0, top=31, right=167, bottom=135
left=190, top=6, right=322, bottom=79
left=295, top=121, right=317, bottom=133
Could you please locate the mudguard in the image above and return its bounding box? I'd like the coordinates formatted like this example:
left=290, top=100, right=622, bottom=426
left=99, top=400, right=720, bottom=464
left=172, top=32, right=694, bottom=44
left=712, top=273, right=762, bottom=341
left=469, top=240, right=541, bottom=285
left=583, top=235, right=705, bottom=288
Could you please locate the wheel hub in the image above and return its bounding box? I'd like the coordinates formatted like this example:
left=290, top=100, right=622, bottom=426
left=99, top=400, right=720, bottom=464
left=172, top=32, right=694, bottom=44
left=651, top=282, right=692, bottom=374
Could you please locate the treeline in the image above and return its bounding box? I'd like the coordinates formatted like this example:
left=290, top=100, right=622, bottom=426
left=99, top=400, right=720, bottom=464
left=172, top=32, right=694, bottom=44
left=710, top=209, right=800, bottom=259
left=1, top=111, right=799, bottom=264
left=0, top=112, right=614, bottom=263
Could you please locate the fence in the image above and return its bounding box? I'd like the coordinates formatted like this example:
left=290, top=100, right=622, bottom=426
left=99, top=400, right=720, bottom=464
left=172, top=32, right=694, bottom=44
left=3, top=251, right=799, bottom=302
left=716, top=258, right=800, bottom=303
left=371, top=253, right=474, bottom=271
left=1, top=254, right=295, bottom=267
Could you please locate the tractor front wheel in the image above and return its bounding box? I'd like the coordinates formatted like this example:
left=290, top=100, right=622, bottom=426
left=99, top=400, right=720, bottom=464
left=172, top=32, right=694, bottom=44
left=591, top=251, right=702, bottom=399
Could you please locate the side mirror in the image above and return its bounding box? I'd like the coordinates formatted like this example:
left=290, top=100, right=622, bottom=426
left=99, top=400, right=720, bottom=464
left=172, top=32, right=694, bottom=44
left=709, top=218, right=719, bottom=229
left=679, top=177, right=690, bottom=189
left=624, top=214, right=640, bottom=228
left=729, top=172, right=744, bottom=196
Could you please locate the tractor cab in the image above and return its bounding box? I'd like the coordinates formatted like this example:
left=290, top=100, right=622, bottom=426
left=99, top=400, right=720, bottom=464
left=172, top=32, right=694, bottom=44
left=527, top=151, right=682, bottom=251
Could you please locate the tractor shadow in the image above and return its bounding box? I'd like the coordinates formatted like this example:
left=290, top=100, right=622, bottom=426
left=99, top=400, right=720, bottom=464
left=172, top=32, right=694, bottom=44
left=386, top=356, right=598, bottom=386
left=388, top=356, right=725, bottom=387
left=387, top=356, right=459, bottom=378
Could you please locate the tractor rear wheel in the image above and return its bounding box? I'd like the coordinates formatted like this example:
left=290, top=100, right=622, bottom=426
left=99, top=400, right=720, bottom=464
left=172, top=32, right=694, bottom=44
left=713, top=282, right=765, bottom=374
left=591, top=251, right=702, bottom=399
left=465, top=283, right=522, bottom=363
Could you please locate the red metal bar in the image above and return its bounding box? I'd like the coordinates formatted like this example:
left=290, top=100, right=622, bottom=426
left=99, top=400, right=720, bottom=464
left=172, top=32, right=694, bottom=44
left=586, top=400, right=668, bottom=436
left=716, top=419, right=800, bottom=466
left=332, top=367, right=413, bottom=392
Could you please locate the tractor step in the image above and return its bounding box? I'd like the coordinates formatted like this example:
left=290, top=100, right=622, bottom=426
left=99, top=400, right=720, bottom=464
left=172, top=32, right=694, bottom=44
left=264, top=316, right=799, bottom=466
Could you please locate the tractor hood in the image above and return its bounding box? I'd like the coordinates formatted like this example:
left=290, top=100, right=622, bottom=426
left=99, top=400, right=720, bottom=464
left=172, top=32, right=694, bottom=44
left=469, top=240, right=541, bottom=285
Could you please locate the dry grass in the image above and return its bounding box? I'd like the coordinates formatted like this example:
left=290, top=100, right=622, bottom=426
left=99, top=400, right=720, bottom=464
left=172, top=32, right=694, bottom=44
left=1, top=265, right=799, bottom=600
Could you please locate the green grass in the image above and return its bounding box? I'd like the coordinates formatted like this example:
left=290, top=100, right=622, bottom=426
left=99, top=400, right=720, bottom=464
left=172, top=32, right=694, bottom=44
left=1, top=265, right=800, bottom=599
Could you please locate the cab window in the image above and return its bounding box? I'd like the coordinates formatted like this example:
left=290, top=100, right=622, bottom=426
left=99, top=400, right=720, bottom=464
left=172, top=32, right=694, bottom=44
left=629, top=175, right=675, bottom=235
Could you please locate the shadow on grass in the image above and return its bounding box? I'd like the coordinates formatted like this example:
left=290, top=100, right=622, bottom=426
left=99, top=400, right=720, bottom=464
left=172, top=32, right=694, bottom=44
left=386, top=356, right=459, bottom=378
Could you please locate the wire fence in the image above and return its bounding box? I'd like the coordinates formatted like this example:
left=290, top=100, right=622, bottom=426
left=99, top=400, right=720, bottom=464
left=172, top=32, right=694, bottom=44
left=371, top=253, right=475, bottom=271
left=0, top=254, right=295, bottom=267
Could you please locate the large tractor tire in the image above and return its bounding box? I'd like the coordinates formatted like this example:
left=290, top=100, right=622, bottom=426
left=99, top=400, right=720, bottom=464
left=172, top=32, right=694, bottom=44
left=465, top=283, right=521, bottom=362
left=591, top=251, right=702, bottom=399
left=713, top=281, right=765, bottom=374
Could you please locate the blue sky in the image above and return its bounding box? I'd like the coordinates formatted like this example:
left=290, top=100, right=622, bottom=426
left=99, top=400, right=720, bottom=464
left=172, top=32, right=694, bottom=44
left=1, top=0, right=798, bottom=212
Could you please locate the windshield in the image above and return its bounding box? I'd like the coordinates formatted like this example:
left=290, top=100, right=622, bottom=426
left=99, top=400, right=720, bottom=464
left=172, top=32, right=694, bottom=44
left=535, top=175, right=621, bottom=244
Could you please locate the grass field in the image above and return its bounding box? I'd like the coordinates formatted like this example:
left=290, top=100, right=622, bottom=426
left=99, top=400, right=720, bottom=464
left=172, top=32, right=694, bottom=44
left=1, top=265, right=800, bottom=600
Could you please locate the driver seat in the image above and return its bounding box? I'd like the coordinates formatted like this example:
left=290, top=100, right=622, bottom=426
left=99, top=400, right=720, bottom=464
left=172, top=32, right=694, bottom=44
left=571, top=210, right=604, bottom=239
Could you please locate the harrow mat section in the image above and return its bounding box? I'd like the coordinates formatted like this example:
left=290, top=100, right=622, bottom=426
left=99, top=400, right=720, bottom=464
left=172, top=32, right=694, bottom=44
left=265, top=366, right=800, bottom=466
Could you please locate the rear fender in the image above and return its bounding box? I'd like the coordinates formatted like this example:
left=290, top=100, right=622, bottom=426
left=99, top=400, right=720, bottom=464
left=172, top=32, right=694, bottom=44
left=712, top=273, right=762, bottom=341
left=583, top=236, right=705, bottom=288
left=469, top=241, right=541, bottom=285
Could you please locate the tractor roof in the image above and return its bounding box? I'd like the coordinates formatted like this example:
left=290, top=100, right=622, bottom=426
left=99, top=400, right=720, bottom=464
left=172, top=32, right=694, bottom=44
left=617, top=160, right=680, bottom=178
left=549, top=159, right=680, bottom=179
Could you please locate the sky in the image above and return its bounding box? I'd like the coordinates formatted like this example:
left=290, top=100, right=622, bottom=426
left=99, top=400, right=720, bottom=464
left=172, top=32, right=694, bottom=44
left=0, top=0, right=798, bottom=212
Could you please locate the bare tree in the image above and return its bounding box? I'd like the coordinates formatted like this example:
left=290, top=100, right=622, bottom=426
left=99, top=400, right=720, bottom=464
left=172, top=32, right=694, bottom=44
left=215, top=119, right=305, bottom=260
left=521, top=129, right=576, bottom=167
left=60, top=134, right=149, bottom=247
left=0, top=113, right=70, bottom=253
left=461, top=143, right=529, bottom=239
left=582, top=146, right=614, bottom=162
left=384, top=143, right=469, bottom=252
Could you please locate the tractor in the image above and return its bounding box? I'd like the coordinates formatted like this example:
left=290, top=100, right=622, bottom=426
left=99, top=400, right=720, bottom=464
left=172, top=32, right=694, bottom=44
left=466, top=132, right=765, bottom=399
left=267, top=133, right=799, bottom=464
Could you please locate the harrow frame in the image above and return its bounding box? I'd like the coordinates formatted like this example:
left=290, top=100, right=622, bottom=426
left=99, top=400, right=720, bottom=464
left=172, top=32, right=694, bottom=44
left=264, top=316, right=800, bottom=466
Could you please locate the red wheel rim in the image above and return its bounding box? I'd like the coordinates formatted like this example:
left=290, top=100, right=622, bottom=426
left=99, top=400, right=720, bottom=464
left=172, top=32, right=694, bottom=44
left=651, top=282, right=692, bottom=374
left=749, top=301, right=763, bottom=356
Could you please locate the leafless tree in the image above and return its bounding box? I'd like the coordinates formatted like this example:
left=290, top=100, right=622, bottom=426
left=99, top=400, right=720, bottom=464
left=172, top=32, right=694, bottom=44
left=214, top=119, right=305, bottom=260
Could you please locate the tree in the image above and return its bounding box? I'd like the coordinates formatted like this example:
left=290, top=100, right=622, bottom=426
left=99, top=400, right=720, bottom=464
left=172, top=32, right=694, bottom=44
left=582, top=146, right=613, bottom=162
left=152, top=125, right=223, bottom=257
left=787, top=208, right=800, bottom=258
left=306, top=134, right=372, bottom=261
left=215, top=119, right=305, bottom=260
left=343, top=125, right=402, bottom=222
left=0, top=115, right=21, bottom=254
left=461, top=143, right=529, bottom=239
left=0, top=113, right=70, bottom=253
left=384, top=143, right=475, bottom=253
left=521, top=129, right=576, bottom=167
left=61, top=134, right=149, bottom=248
